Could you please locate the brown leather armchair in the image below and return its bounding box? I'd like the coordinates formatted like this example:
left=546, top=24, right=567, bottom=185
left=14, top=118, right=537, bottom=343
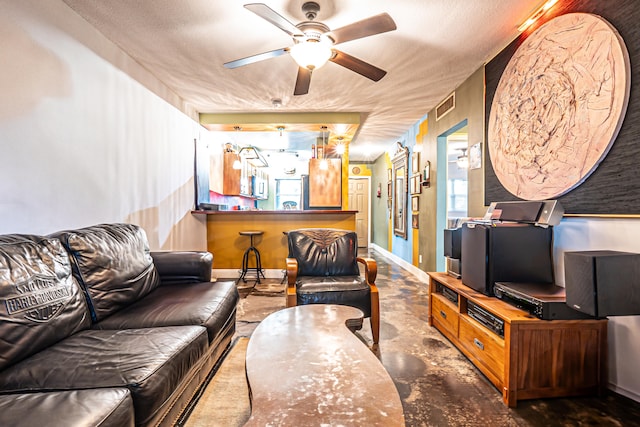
left=286, top=228, right=380, bottom=344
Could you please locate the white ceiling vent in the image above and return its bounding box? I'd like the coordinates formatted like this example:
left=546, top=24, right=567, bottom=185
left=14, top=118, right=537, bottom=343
left=435, top=92, right=455, bottom=121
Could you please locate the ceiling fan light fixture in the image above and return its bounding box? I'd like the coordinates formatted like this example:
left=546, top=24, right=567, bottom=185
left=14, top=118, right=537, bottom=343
left=290, top=39, right=333, bottom=71
left=457, top=148, right=469, bottom=169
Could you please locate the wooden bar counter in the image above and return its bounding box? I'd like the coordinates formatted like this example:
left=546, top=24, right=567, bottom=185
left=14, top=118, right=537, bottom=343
left=193, top=210, right=356, bottom=270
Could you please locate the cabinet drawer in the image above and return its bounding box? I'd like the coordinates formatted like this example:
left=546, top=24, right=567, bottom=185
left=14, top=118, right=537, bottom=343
left=459, top=316, right=505, bottom=382
left=432, top=295, right=459, bottom=337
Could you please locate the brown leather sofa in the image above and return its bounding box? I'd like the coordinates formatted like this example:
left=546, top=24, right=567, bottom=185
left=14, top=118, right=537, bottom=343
left=0, top=223, right=239, bottom=427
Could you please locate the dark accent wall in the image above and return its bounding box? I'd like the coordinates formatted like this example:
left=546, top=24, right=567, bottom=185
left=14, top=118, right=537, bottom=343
left=485, top=0, right=640, bottom=214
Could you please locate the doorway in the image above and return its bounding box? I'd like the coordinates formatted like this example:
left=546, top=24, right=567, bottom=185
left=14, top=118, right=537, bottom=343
left=436, top=121, right=468, bottom=271
left=348, top=177, right=371, bottom=248
left=446, top=129, right=469, bottom=224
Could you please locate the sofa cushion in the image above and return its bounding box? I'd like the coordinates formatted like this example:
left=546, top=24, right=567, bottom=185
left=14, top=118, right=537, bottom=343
left=296, top=275, right=372, bottom=317
left=150, top=251, right=213, bottom=285
left=0, top=234, right=91, bottom=370
left=94, top=280, right=239, bottom=343
left=288, top=229, right=360, bottom=276
left=0, top=388, right=134, bottom=427
left=52, top=223, right=160, bottom=322
left=0, top=325, right=208, bottom=426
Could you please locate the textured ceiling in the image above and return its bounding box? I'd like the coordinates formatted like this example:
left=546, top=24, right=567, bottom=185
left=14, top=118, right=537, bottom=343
left=61, top=0, right=547, bottom=161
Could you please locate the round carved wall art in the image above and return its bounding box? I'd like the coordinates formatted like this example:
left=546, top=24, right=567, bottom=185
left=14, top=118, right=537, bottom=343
left=488, top=13, right=630, bottom=200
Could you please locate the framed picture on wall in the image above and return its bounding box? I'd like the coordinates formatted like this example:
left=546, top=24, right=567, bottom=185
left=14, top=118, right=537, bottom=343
left=411, top=196, right=419, bottom=212
left=410, top=174, right=422, bottom=194
left=412, top=152, right=420, bottom=174
left=412, top=214, right=419, bottom=229
left=392, top=142, right=409, bottom=239
left=469, top=142, right=482, bottom=170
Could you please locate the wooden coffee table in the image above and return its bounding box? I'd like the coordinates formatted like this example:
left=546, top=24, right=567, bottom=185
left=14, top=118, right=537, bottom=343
left=244, top=304, right=405, bottom=426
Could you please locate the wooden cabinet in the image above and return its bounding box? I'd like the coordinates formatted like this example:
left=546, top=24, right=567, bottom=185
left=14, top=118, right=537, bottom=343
left=214, top=151, right=242, bottom=196
left=214, top=151, right=268, bottom=198
left=427, top=272, right=608, bottom=407
left=308, top=158, right=341, bottom=208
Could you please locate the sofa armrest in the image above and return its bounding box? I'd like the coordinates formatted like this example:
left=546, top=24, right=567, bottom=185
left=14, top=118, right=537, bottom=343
left=286, top=257, right=299, bottom=307
left=150, top=251, right=213, bottom=284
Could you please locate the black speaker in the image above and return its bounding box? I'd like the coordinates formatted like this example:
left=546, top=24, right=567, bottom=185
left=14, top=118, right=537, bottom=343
left=461, top=222, right=554, bottom=296
left=564, top=250, right=640, bottom=317
left=444, top=228, right=462, bottom=259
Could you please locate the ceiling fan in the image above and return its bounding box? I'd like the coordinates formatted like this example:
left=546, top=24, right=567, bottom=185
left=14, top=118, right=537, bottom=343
left=224, top=2, right=397, bottom=95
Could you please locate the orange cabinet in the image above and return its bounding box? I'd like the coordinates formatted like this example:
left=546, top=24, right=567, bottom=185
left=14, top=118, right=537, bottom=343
left=308, top=158, right=341, bottom=208
left=222, top=151, right=241, bottom=195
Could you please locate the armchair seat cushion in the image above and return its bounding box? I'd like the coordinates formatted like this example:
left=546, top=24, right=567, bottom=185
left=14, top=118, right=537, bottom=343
left=296, top=276, right=371, bottom=317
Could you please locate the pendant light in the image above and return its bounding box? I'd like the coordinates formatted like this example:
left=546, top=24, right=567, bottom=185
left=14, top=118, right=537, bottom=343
left=319, top=126, right=328, bottom=170
left=232, top=126, right=243, bottom=169
left=457, top=148, right=469, bottom=169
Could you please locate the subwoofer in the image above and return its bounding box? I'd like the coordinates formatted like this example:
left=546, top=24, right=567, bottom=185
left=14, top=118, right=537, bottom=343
left=564, top=250, right=640, bottom=317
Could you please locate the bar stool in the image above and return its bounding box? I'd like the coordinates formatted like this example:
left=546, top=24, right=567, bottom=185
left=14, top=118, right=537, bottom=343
left=281, top=231, right=289, bottom=284
left=239, top=231, right=265, bottom=284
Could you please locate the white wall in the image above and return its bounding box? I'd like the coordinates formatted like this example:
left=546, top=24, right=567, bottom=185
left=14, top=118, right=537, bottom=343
left=554, top=218, right=640, bottom=401
left=0, top=0, right=207, bottom=250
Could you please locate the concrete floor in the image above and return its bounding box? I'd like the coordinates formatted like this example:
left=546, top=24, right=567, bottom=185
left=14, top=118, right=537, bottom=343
left=230, top=250, right=640, bottom=427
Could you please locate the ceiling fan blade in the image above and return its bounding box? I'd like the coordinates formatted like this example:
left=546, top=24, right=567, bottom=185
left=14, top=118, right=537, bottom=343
left=293, top=67, right=312, bottom=96
left=330, top=50, right=387, bottom=81
left=244, top=3, right=305, bottom=37
left=328, top=13, right=396, bottom=45
left=224, top=47, right=289, bottom=69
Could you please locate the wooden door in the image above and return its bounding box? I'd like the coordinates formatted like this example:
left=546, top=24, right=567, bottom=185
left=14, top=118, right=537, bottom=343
left=348, top=178, right=370, bottom=248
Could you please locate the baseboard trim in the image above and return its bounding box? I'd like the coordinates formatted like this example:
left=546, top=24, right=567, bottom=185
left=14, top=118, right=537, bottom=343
left=608, top=382, right=640, bottom=403
left=368, top=243, right=429, bottom=283
left=212, top=269, right=285, bottom=280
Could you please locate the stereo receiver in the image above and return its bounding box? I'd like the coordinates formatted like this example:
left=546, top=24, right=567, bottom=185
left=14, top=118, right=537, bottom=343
left=466, top=301, right=504, bottom=337
left=494, top=282, right=592, bottom=320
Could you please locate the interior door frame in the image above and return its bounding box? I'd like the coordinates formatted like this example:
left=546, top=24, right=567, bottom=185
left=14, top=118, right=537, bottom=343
left=348, top=176, right=371, bottom=248
left=436, top=119, right=468, bottom=271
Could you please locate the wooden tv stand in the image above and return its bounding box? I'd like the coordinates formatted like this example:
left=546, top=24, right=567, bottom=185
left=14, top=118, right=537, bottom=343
left=427, top=272, right=608, bottom=407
